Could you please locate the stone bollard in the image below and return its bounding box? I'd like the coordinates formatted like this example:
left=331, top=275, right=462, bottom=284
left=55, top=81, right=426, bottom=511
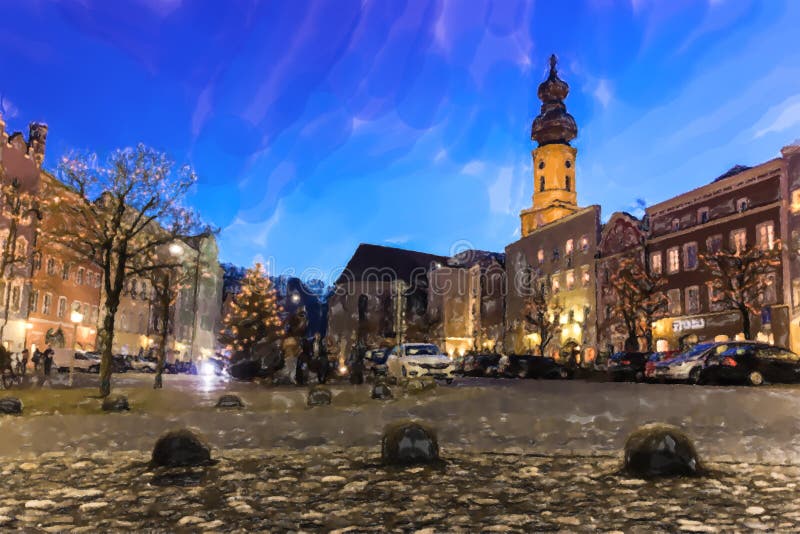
left=307, top=385, right=332, bottom=407
left=381, top=420, right=439, bottom=466
left=152, top=429, right=212, bottom=467
left=102, top=395, right=130, bottom=412
left=371, top=382, right=393, bottom=400
left=216, top=394, right=245, bottom=409
left=0, top=397, right=23, bottom=415
left=623, top=423, right=703, bottom=478
left=404, top=376, right=436, bottom=395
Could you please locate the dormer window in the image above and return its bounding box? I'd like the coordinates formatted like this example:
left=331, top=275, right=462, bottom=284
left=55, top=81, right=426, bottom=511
left=697, top=207, right=709, bottom=224
left=737, top=198, right=749, bottom=213
left=671, top=218, right=680, bottom=232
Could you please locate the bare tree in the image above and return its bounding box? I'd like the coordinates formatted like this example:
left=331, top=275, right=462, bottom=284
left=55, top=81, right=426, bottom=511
left=700, top=243, right=781, bottom=340
left=0, top=170, right=39, bottom=343
left=522, top=266, right=563, bottom=357
left=608, top=254, right=668, bottom=352
left=44, top=144, right=200, bottom=397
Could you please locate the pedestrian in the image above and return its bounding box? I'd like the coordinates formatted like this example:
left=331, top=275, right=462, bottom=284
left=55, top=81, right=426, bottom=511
left=32, top=348, right=41, bottom=372
left=43, top=346, right=54, bottom=376
left=313, top=333, right=329, bottom=384
left=295, top=342, right=308, bottom=386
left=348, top=337, right=366, bottom=385
left=20, top=349, right=29, bottom=377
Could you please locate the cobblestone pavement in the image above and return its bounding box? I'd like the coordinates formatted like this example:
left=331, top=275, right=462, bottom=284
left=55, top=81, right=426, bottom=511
left=2, top=447, right=799, bottom=532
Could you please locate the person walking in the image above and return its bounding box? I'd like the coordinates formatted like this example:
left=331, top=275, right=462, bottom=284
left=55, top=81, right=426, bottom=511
left=348, top=336, right=366, bottom=385
left=295, top=340, right=309, bottom=386
left=32, top=348, right=42, bottom=373
left=43, top=346, right=54, bottom=377
left=20, top=349, right=29, bottom=377
left=313, top=333, right=329, bottom=384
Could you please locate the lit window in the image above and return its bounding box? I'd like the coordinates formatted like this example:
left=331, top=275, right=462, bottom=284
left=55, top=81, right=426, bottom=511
left=566, top=270, right=575, bottom=290
left=697, top=207, right=709, bottom=224
left=683, top=242, right=698, bottom=270
left=565, top=239, right=574, bottom=255
left=650, top=252, right=662, bottom=274
left=756, top=222, right=775, bottom=250
left=667, top=247, right=680, bottom=274
left=537, top=249, right=544, bottom=264
left=667, top=288, right=681, bottom=315
left=686, top=286, right=700, bottom=314
left=552, top=275, right=560, bottom=294
left=730, top=229, right=747, bottom=253
left=581, top=267, right=590, bottom=287
left=792, top=190, right=800, bottom=213
left=580, top=235, right=589, bottom=252
left=793, top=280, right=800, bottom=309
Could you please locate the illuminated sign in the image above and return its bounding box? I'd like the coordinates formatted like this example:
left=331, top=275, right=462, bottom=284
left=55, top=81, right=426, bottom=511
left=672, top=318, right=705, bottom=332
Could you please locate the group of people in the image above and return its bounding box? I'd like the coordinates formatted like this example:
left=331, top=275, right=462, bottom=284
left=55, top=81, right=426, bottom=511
left=293, top=333, right=367, bottom=386
left=0, top=345, right=55, bottom=379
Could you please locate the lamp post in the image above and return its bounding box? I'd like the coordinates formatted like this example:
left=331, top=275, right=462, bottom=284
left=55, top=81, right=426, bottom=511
left=69, top=309, right=84, bottom=387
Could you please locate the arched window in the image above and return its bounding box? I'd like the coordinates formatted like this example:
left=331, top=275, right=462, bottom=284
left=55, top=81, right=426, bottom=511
left=539, top=176, right=545, bottom=192
left=565, top=176, right=571, bottom=192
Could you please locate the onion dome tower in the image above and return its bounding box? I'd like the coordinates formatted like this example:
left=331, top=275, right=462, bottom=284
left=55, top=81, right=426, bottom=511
left=520, top=54, right=580, bottom=236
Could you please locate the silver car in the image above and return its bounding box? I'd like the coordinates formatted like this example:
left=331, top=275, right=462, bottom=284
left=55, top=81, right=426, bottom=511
left=654, top=342, right=748, bottom=384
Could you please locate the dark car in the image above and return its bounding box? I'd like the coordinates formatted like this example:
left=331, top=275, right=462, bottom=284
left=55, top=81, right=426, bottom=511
left=702, top=343, right=800, bottom=386
left=607, top=352, right=651, bottom=382
left=462, top=354, right=501, bottom=377
left=509, top=355, right=571, bottom=379
left=364, top=348, right=389, bottom=378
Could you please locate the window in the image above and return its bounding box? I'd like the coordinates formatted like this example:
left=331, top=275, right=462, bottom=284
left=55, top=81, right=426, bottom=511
left=667, top=288, right=681, bottom=315
left=77, top=267, right=84, bottom=285
left=130, top=279, right=138, bottom=296
left=565, top=176, right=571, bottom=192
left=565, top=160, right=572, bottom=169
left=552, top=275, right=560, bottom=294
left=30, top=289, right=39, bottom=313
left=358, top=294, right=368, bottom=321
left=580, top=235, right=589, bottom=252
left=43, top=293, right=52, bottom=315
left=737, top=198, right=749, bottom=213
left=57, top=296, right=67, bottom=319
left=140, top=281, right=148, bottom=300
left=95, top=273, right=102, bottom=288
left=46, top=258, right=56, bottom=276
left=667, top=247, right=680, bottom=274
left=730, top=229, right=747, bottom=253
left=671, top=218, right=680, bottom=232
left=650, top=252, right=662, bottom=274
left=756, top=222, right=775, bottom=251
left=62, top=263, right=70, bottom=280
left=708, top=285, right=724, bottom=312
left=539, top=176, right=545, bottom=192
left=566, top=270, right=575, bottom=290
left=537, top=249, right=544, bottom=265
left=16, top=237, right=27, bottom=257
left=706, top=234, right=722, bottom=253
left=683, top=242, right=698, bottom=270
left=82, top=304, right=89, bottom=323
left=552, top=248, right=560, bottom=262
left=538, top=160, right=545, bottom=170
left=565, top=239, right=574, bottom=256
left=686, top=286, right=700, bottom=314
left=10, top=285, right=20, bottom=312
left=581, top=267, right=590, bottom=287
left=697, top=207, right=709, bottom=224
left=33, top=252, right=42, bottom=271
left=86, top=272, right=93, bottom=287
left=793, top=190, right=800, bottom=213
left=762, top=273, right=777, bottom=304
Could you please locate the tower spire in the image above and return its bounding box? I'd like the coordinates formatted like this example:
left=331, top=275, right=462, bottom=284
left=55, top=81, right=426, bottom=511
left=531, top=54, right=577, bottom=146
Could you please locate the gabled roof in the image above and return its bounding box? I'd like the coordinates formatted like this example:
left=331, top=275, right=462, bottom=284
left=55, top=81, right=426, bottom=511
left=335, top=243, right=448, bottom=286
left=713, top=164, right=751, bottom=183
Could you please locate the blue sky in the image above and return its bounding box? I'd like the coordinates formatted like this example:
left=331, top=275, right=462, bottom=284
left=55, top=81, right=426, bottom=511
left=2, top=0, right=800, bottom=283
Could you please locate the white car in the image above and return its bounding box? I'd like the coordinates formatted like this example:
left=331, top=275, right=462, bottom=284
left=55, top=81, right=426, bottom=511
left=52, top=349, right=101, bottom=373
left=386, top=343, right=455, bottom=383
left=131, top=356, right=158, bottom=373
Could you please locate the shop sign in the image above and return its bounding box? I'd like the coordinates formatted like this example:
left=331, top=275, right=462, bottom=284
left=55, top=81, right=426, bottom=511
left=672, top=318, right=705, bottom=332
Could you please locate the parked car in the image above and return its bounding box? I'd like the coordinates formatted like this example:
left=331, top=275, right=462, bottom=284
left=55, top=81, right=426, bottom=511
left=53, top=349, right=99, bottom=373
left=461, top=353, right=501, bottom=377
left=525, top=356, right=573, bottom=379
left=644, top=350, right=679, bottom=381
left=607, top=352, right=651, bottom=382
left=386, top=343, right=455, bottom=383
left=364, top=348, right=389, bottom=378
left=653, top=342, right=751, bottom=384
left=131, top=355, right=158, bottom=373
left=701, top=343, right=800, bottom=386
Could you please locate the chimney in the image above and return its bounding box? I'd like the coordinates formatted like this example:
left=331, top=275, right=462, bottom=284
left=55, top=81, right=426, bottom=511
left=28, top=122, right=48, bottom=167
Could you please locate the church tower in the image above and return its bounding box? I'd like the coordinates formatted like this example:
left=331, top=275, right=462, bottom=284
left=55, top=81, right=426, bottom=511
left=520, top=55, right=579, bottom=237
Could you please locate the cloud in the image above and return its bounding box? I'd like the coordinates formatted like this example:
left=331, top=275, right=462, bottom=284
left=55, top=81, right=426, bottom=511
left=488, top=167, right=513, bottom=214
left=223, top=200, right=284, bottom=249
left=593, top=79, right=612, bottom=108
left=461, top=160, right=485, bottom=175
left=191, top=84, right=214, bottom=138
left=0, top=95, right=19, bottom=119
left=384, top=235, right=410, bottom=244
left=752, top=95, right=800, bottom=139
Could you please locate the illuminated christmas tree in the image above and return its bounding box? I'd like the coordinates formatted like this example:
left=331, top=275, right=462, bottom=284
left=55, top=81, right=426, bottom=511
left=220, top=262, right=283, bottom=358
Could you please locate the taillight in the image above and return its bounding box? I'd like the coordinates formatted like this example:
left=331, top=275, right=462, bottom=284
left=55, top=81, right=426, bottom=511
left=721, top=357, right=737, bottom=367
left=621, top=360, right=631, bottom=365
